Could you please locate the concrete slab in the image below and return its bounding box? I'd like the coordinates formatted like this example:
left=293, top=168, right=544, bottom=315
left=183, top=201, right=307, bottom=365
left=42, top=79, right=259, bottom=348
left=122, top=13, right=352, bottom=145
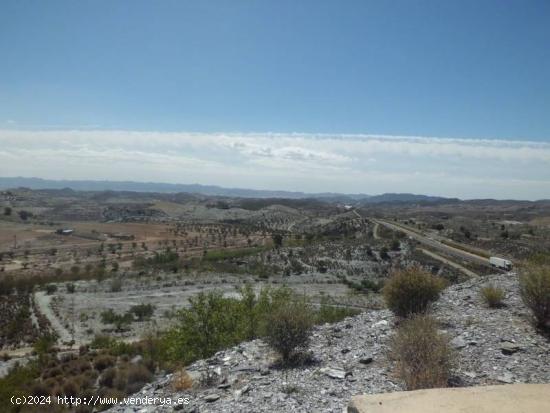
left=348, top=384, right=550, bottom=413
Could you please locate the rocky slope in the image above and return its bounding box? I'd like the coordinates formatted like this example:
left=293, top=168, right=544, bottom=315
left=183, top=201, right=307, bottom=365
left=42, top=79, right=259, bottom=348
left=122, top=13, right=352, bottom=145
left=108, top=272, right=550, bottom=412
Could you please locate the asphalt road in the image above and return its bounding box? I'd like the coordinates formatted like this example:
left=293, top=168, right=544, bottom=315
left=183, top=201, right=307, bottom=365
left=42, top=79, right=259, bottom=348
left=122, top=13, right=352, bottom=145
left=373, top=218, right=491, bottom=267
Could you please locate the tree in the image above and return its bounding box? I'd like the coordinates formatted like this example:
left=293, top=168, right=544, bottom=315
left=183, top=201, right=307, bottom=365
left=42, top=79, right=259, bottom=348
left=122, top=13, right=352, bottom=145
left=18, top=210, right=32, bottom=221
left=390, top=239, right=401, bottom=251
left=272, top=233, right=283, bottom=248
left=3, top=207, right=12, bottom=216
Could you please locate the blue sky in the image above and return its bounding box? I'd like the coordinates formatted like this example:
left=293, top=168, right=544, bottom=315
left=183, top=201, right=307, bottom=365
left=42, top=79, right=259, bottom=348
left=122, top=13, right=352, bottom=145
left=1, top=1, right=549, bottom=199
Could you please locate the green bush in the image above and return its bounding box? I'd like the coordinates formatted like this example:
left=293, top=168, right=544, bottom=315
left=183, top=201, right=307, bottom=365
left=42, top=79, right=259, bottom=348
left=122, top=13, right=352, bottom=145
left=0, top=363, right=40, bottom=412
left=383, top=267, right=445, bottom=317
left=129, top=304, right=155, bottom=321
left=264, top=300, right=313, bottom=364
left=480, top=284, right=505, bottom=308
left=90, top=335, right=135, bottom=356
left=100, top=309, right=133, bottom=331
left=390, top=315, right=455, bottom=390
left=133, top=249, right=180, bottom=272
left=162, top=291, right=244, bottom=363
left=161, top=285, right=351, bottom=366
left=346, top=278, right=385, bottom=294
left=520, top=263, right=550, bottom=329
left=33, top=333, right=57, bottom=357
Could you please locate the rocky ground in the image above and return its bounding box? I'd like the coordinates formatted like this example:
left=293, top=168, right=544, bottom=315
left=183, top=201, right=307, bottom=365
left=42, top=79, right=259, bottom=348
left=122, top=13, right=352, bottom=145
left=107, top=271, right=550, bottom=413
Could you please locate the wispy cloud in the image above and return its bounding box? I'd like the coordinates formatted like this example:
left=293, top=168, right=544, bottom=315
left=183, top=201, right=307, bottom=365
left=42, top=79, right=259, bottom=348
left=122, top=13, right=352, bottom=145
left=0, top=130, right=549, bottom=199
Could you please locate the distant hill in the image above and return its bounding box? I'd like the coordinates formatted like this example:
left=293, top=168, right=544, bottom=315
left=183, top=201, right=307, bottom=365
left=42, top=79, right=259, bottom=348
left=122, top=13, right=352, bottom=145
left=0, top=176, right=459, bottom=204
left=362, top=193, right=460, bottom=204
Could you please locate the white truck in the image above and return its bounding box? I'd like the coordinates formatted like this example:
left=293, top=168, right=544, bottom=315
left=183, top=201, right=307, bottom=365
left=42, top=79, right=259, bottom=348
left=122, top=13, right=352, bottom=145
left=489, top=256, right=513, bottom=271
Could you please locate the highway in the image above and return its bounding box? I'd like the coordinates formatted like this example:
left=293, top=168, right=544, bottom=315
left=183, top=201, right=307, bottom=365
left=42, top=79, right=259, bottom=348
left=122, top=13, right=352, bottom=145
left=371, top=218, right=492, bottom=267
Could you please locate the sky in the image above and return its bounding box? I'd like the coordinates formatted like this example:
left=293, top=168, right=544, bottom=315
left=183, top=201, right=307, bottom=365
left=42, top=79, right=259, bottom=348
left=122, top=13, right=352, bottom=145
left=1, top=1, right=549, bottom=199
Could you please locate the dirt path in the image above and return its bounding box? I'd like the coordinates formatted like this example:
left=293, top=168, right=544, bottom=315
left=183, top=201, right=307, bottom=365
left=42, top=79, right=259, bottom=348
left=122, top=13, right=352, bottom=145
left=373, top=222, right=380, bottom=239
left=34, top=291, right=74, bottom=346
left=420, top=248, right=479, bottom=278
left=351, top=211, right=379, bottom=239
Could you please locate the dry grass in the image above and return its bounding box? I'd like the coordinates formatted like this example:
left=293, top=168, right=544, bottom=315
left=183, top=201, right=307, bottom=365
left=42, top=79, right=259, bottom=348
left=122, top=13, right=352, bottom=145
left=390, top=315, right=456, bottom=390
left=171, top=368, right=194, bottom=391
left=480, top=284, right=505, bottom=308
left=265, top=301, right=314, bottom=365
left=383, top=266, right=445, bottom=317
left=520, top=263, right=550, bottom=330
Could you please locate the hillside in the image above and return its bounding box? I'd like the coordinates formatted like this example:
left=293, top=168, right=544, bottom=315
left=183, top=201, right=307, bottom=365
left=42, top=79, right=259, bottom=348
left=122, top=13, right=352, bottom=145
left=105, top=271, right=550, bottom=412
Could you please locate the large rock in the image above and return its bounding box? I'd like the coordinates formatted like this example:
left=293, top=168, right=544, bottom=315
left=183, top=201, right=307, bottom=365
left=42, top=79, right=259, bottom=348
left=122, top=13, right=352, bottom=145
left=348, top=384, right=550, bottom=413
left=500, top=342, right=521, bottom=355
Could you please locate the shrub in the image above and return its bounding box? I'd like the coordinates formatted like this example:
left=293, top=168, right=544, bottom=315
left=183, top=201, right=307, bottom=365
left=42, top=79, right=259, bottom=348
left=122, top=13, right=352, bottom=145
left=379, top=247, right=390, bottom=260
left=390, top=315, right=455, bottom=390
left=91, top=334, right=115, bottom=349
left=110, top=278, right=123, bottom=292
left=100, top=310, right=133, bottom=331
left=93, top=355, right=116, bottom=371
left=129, top=304, right=155, bottom=321
left=0, top=361, right=41, bottom=403
left=99, top=367, right=116, bottom=388
left=520, top=263, right=550, bottom=329
left=133, top=249, right=180, bottom=272
left=45, top=284, right=57, bottom=295
left=264, top=300, right=313, bottom=364
left=18, top=210, right=32, bottom=220
left=390, top=239, right=401, bottom=251
left=383, top=267, right=445, bottom=317
left=480, top=284, right=505, bottom=308
left=272, top=233, right=283, bottom=248
left=62, top=380, right=80, bottom=398
left=33, top=333, right=57, bottom=357
left=125, top=364, right=153, bottom=393
left=66, top=283, right=76, bottom=293
left=162, top=291, right=243, bottom=363
left=171, top=369, right=194, bottom=391
left=112, top=367, right=128, bottom=391
left=30, top=381, right=51, bottom=397
left=161, top=286, right=354, bottom=366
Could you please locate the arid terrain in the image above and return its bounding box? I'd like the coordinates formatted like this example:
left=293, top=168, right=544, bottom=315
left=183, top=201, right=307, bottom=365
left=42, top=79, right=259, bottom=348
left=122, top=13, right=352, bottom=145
left=1, top=187, right=549, bottom=412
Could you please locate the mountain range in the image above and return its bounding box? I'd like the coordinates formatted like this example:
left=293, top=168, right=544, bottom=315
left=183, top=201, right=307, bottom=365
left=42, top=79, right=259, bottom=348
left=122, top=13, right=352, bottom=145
left=0, top=176, right=459, bottom=204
